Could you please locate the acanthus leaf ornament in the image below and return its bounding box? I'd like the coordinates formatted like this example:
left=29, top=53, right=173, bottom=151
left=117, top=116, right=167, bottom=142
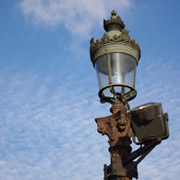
left=95, top=103, right=132, bottom=147
left=90, top=24, right=141, bottom=64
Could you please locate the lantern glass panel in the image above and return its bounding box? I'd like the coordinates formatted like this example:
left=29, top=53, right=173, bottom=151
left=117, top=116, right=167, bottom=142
left=111, top=53, right=136, bottom=90
left=95, top=55, right=108, bottom=90
left=95, top=53, right=136, bottom=97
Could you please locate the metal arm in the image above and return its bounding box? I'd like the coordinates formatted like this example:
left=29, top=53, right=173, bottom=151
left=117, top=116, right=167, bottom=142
left=124, top=138, right=161, bottom=169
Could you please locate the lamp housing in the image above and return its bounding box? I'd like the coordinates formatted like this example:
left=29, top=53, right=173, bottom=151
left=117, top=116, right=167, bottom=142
left=90, top=10, right=141, bottom=104
left=130, top=102, right=169, bottom=144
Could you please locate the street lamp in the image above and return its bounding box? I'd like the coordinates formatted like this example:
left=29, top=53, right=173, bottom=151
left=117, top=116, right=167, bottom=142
left=89, top=10, right=169, bottom=180
left=90, top=10, right=140, bottom=104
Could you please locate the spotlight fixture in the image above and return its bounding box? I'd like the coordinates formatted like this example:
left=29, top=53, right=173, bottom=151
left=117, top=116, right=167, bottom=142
left=131, top=102, right=169, bottom=144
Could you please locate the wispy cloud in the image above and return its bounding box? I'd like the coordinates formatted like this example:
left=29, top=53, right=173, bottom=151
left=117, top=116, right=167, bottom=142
left=139, top=139, right=180, bottom=180
left=19, top=0, right=132, bottom=38
left=0, top=68, right=110, bottom=179
left=0, top=55, right=179, bottom=179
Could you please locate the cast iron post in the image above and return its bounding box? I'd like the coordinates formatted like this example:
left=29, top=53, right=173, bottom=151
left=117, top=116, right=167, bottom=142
left=96, top=103, right=137, bottom=179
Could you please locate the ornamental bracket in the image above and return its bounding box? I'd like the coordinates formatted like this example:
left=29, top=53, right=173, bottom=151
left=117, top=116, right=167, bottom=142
left=95, top=103, right=132, bottom=147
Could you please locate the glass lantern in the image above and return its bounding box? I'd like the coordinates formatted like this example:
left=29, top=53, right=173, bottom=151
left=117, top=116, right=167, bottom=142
left=95, top=53, right=137, bottom=103
left=90, top=10, right=140, bottom=104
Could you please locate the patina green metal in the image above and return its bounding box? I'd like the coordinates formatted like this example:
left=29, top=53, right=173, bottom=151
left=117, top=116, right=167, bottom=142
left=90, top=10, right=141, bottom=104
left=98, top=83, right=137, bottom=104
left=131, top=102, right=169, bottom=144
left=90, top=10, right=141, bottom=66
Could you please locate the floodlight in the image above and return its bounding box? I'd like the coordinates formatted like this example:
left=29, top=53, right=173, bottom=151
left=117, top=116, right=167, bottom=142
left=131, top=102, right=169, bottom=144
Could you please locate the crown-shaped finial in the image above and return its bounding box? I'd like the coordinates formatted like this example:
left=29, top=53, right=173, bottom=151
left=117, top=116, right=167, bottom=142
left=111, top=10, right=117, bottom=20
left=104, top=10, right=125, bottom=32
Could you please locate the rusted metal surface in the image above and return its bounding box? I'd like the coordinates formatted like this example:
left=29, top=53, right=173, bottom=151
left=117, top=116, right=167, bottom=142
left=96, top=103, right=136, bottom=179
left=95, top=103, right=132, bottom=147
left=116, top=177, right=131, bottom=180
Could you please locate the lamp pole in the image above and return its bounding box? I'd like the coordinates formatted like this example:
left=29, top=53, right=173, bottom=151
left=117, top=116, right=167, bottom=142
left=96, top=103, right=135, bottom=180
left=89, top=10, right=169, bottom=180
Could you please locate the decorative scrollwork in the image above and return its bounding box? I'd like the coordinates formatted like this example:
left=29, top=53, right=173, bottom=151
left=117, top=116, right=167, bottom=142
left=95, top=103, right=132, bottom=147
left=90, top=29, right=140, bottom=55
left=89, top=10, right=141, bottom=63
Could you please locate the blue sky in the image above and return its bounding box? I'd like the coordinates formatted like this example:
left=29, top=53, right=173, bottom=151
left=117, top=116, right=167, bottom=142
left=0, top=0, right=180, bottom=179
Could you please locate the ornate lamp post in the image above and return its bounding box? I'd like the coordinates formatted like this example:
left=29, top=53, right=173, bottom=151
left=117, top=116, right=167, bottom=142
left=89, top=10, right=169, bottom=180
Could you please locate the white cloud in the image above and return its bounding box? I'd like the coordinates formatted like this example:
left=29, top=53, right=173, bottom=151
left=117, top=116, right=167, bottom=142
left=0, top=69, right=110, bottom=179
left=139, top=139, right=180, bottom=180
left=19, top=0, right=132, bottom=38
left=0, top=55, right=180, bottom=179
